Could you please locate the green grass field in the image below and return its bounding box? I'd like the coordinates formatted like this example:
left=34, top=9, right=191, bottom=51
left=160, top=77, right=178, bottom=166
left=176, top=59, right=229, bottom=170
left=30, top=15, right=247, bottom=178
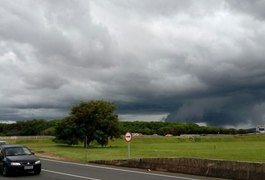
left=1, top=134, right=265, bottom=163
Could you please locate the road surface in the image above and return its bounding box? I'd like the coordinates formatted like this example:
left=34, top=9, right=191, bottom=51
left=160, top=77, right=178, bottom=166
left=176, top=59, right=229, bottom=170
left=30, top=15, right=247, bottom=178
left=1, top=158, right=227, bottom=180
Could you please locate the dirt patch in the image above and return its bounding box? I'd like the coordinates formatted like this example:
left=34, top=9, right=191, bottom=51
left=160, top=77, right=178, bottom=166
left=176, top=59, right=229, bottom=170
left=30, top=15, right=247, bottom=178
left=36, top=153, right=71, bottom=161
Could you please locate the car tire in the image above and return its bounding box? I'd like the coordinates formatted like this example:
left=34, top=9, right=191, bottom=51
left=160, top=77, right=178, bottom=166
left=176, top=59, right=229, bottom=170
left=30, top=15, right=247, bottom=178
left=2, top=165, right=9, bottom=177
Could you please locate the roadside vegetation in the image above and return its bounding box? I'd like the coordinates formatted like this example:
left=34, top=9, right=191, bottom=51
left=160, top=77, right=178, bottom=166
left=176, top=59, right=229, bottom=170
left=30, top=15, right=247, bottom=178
left=0, top=119, right=248, bottom=138
left=1, top=134, right=265, bottom=163
left=0, top=100, right=259, bottom=162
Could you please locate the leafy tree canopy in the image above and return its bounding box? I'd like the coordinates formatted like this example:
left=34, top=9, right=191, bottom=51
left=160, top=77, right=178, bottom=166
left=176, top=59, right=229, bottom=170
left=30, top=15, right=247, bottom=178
left=55, top=100, right=120, bottom=147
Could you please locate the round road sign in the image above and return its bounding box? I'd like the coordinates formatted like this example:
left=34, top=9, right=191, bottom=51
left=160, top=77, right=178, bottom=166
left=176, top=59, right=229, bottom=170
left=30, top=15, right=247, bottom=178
left=125, top=132, right=132, bottom=142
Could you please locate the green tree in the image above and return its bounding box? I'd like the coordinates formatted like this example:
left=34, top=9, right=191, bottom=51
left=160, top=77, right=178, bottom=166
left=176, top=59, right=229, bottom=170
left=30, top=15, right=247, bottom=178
left=55, top=100, right=120, bottom=147
left=55, top=116, right=81, bottom=145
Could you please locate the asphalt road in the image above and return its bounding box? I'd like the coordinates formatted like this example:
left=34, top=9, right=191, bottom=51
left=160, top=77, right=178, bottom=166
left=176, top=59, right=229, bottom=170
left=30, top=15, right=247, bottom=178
left=1, top=158, right=227, bottom=180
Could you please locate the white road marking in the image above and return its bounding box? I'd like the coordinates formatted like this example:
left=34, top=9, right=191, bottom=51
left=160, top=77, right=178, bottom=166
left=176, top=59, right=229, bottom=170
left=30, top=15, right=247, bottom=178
left=42, top=169, right=101, bottom=180
left=41, top=158, right=200, bottom=180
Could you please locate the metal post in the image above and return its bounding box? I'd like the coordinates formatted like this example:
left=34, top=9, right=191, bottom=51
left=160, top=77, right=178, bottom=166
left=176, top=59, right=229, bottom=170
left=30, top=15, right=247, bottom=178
left=128, top=142, right=130, bottom=159
left=85, top=136, right=88, bottom=163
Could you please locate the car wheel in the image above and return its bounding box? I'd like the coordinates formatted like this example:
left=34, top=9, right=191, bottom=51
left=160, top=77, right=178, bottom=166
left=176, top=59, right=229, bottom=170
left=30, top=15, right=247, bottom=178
left=2, top=165, right=9, bottom=177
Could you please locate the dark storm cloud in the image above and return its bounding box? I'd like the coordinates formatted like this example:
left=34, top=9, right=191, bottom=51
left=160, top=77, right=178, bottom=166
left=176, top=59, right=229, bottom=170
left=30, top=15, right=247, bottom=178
left=1, top=0, right=265, bottom=127
left=228, top=0, right=265, bottom=20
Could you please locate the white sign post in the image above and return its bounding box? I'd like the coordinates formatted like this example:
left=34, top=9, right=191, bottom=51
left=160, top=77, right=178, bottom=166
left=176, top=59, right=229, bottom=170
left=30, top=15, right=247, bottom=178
left=125, top=132, right=132, bottom=159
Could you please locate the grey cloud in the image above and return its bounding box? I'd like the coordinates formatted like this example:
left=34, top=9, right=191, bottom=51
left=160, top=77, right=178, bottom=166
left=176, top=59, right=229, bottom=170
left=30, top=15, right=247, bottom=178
left=92, top=0, right=224, bottom=18
left=22, top=72, right=69, bottom=90
left=227, top=0, right=265, bottom=20
left=0, top=0, right=116, bottom=69
left=0, top=107, right=66, bottom=120
left=1, top=0, right=265, bottom=128
left=166, top=92, right=265, bottom=126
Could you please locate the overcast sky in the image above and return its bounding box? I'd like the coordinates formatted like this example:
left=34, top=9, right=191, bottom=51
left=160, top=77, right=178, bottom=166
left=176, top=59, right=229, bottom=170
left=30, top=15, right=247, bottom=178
left=1, top=0, right=265, bottom=128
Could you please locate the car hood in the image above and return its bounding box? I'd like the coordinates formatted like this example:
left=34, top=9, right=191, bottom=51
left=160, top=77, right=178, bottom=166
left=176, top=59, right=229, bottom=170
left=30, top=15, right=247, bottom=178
left=7, top=155, right=39, bottom=162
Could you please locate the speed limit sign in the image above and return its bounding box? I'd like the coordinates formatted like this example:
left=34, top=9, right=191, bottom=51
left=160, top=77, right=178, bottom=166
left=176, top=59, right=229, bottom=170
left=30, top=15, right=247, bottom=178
left=125, top=132, right=132, bottom=142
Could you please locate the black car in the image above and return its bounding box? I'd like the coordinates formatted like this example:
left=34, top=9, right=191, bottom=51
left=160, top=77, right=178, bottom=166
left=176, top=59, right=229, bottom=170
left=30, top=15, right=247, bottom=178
left=0, top=145, right=41, bottom=176
left=0, top=141, right=7, bottom=146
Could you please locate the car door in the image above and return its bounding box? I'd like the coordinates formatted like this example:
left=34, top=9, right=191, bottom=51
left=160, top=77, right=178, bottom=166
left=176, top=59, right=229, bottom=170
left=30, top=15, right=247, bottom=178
left=0, top=148, right=3, bottom=171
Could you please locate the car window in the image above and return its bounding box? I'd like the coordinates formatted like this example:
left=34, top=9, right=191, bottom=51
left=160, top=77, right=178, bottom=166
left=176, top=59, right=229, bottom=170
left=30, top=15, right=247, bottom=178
left=0, top=141, right=7, bottom=145
left=5, top=147, right=32, bottom=156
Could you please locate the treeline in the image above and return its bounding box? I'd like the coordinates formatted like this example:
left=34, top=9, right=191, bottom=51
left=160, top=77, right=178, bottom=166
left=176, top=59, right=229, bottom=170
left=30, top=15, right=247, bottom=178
left=0, top=119, right=59, bottom=136
left=119, top=121, right=247, bottom=135
left=0, top=119, right=247, bottom=136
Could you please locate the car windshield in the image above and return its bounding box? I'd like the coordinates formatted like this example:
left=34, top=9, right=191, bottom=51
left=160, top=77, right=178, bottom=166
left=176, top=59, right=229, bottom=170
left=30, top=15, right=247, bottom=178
left=5, top=147, right=32, bottom=156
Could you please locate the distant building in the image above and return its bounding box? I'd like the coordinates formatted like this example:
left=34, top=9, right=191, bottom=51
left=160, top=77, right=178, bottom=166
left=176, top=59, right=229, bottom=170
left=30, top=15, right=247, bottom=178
left=256, top=125, right=265, bottom=133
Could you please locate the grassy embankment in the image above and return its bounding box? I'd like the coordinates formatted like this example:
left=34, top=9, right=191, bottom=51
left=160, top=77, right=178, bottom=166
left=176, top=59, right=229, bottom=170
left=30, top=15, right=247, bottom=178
left=1, top=134, right=265, bottom=163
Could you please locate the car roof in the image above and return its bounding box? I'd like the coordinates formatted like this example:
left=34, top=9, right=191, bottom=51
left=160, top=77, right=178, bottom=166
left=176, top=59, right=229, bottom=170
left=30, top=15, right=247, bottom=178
left=0, top=144, right=25, bottom=149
